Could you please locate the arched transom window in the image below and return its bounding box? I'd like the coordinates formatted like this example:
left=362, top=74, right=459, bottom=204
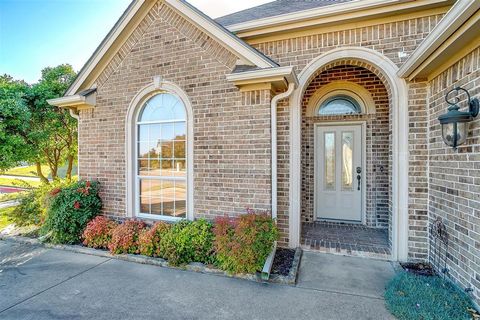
left=136, top=93, right=187, bottom=220
left=318, top=95, right=361, bottom=116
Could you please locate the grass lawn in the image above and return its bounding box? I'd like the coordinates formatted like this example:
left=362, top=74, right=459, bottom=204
left=0, top=177, right=42, bottom=188
left=0, top=207, right=14, bottom=231
left=1, top=164, right=77, bottom=180
left=0, top=192, right=25, bottom=203
left=385, top=272, right=477, bottom=320
left=1, top=165, right=50, bottom=177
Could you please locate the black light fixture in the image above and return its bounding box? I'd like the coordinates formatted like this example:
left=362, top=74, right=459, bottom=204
left=438, top=87, right=479, bottom=149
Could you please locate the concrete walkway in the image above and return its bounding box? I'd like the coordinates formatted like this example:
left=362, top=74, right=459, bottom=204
left=0, top=240, right=395, bottom=320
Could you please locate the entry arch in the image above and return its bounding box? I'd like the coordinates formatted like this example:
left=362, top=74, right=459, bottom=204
left=289, top=47, right=409, bottom=261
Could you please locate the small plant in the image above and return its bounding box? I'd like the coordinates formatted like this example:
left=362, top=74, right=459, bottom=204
left=213, top=209, right=278, bottom=274
left=138, top=222, right=171, bottom=257
left=41, top=180, right=102, bottom=244
left=159, top=219, right=215, bottom=266
left=385, top=272, right=476, bottom=320
left=82, top=216, right=117, bottom=249
left=8, top=180, right=72, bottom=226
left=108, top=220, right=146, bottom=254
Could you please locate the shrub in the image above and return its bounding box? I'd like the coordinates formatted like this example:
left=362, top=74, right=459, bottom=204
left=8, top=180, right=72, bottom=226
left=41, top=180, right=102, bottom=244
left=213, top=210, right=278, bottom=274
left=138, top=222, right=171, bottom=257
left=108, top=220, right=146, bottom=254
left=159, top=219, right=215, bottom=266
left=82, top=216, right=117, bottom=249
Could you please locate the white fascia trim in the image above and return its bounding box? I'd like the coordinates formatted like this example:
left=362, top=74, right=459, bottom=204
left=226, top=0, right=449, bottom=33
left=398, top=0, right=480, bottom=78
left=164, top=0, right=276, bottom=68
left=226, top=66, right=299, bottom=86
left=66, top=0, right=145, bottom=96
left=47, top=95, right=94, bottom=108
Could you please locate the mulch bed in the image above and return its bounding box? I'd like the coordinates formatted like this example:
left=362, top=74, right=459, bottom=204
left=400, top=262, right=436, bottom=276
left=271, top=248, right=296, bottom=276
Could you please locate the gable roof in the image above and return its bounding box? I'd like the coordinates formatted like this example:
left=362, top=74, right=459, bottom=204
left=216, top=0, right=352, bottom=27
left=64, top=0, right=278, bottom=96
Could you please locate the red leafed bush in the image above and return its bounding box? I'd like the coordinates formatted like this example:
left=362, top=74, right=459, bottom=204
left=82, top=216, right=117, bottom=249
left=138, top=222, right=171, bottom=257
left=213, top=209, right=278, bottom=274
left=108, top=220, right=146, bottom=254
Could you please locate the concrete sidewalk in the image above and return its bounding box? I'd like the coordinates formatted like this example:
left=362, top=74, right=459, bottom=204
left=0, top=240, right=395, bottom=320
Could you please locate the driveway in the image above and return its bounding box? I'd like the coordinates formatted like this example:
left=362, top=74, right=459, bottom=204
left=0, top=240, right=395, bottom=320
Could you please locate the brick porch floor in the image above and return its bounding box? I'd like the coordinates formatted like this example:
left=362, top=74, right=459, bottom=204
left=301, top=221, right=391, bottom=260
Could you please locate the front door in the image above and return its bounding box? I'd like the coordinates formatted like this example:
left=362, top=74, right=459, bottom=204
left=316, top=124, right=363, bottom=222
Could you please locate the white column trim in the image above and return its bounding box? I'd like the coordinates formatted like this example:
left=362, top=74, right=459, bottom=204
left=125, top=78, right=194, bottom=221
left=289, top=47, right=409, bottom=261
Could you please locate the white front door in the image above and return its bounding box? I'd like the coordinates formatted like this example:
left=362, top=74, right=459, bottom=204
left=316, top=124, right=363, bottom=222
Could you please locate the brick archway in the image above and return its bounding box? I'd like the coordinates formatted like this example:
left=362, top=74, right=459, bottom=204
left=289, top=47, right=409, bottom=262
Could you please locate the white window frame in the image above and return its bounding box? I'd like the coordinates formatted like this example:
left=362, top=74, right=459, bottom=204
left=126, top=78, right=194, bottom=221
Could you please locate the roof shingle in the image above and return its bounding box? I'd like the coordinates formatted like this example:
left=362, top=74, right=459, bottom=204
left=216, top=0, right=353, bottom=27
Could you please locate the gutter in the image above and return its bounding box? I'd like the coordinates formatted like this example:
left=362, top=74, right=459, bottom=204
left=271, top=82, right=296, bottom=219
left=225, top=0, right=450, bottom=34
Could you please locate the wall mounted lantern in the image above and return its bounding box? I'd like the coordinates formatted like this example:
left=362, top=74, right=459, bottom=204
left=438, top=87, right=479, bottom=149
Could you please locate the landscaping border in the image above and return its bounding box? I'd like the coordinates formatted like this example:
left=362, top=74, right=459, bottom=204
left=269, top=247, right=302, bottom=285
left=0, top=234, right=302, bottom=285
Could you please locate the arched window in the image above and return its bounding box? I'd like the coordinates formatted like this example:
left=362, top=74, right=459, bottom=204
left=136, top=93, right=187, bottom=220
left=318, top=95, right=361, bottom=116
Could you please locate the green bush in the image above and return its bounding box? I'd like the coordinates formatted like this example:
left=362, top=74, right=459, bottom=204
left=42, top=180, right=102, bottom=244
left=385, top=272, right=477, bottom=320
left=9, top=180, right=72, bottom=226
left=138, top=222, right=171, bottom=257
left=213, top=211, right=278, bottom=274
left=159, top=219, right=215, bottom=266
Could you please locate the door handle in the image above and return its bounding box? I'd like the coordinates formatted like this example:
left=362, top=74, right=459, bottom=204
left=356, top=167, right=362, bottom=191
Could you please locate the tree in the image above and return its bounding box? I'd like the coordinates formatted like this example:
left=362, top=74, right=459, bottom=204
left=28, top=65, right=77, bottom=182
left=0, top=75, right=32, bottom=170
left=0, top=65, right=77, bottom=182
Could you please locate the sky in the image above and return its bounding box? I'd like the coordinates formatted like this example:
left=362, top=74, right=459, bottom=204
left=0, top=0, right=272, bottom=84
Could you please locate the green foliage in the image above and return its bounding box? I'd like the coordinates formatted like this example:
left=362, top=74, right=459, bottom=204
left=0, top=66, right=77, bottom=180
left=0, top=191, right=25, bottom=203
left=8, top=180, right=71, bottom=226
left=82, top=216, right=118, bottom=249
left=138, top=222, right=171, bottom=257
left=108, top=220, right=146, bottom=254
left=385, top=272, right=476, bottom=320
left=0, top=207, right=14, bottom=231
left=159, top=219, right=215, bottom=266
left=0, top=75, right=31, bottom=169
left=42, top=180, right=102, bottom=244
left=213, top=211, right=278, bottom=274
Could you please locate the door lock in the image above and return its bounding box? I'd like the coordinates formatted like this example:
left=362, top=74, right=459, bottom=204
left=356, top=167, right=362, bottom=191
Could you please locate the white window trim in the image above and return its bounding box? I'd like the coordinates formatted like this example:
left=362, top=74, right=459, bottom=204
left=306, top=81, right=376, bottom=117
left=126, top=78, right=194, bottom=221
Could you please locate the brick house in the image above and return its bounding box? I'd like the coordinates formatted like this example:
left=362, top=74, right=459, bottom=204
left=49, top=0, right=480, bottom=304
